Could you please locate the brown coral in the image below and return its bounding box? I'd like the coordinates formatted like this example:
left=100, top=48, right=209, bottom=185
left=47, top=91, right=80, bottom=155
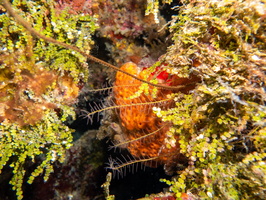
left=0, top=51, right=80, bottom=126
left=0, top=68, right=79, bottom=126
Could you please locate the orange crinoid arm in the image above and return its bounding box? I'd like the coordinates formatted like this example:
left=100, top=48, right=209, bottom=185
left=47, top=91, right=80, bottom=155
left=113, top=62, right=199, bottom=169
left=114, top=62, right=182, bottom=166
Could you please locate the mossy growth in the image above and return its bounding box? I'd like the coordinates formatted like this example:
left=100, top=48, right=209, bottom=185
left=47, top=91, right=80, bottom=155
left=0, top=0, right=98, bottom=82
left=0, top=109, right=73, bottom=200
left=145, top=0, right=173, bottom=23
left=0, top=0, right=98, bottom=199
left=155, top=0, right=265, bottom=199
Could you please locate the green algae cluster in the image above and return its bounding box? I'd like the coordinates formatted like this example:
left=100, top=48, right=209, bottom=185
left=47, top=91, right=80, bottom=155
left=0, top=0, right=98, bottom=199
left=1, top=110, right=73, bottom=199
left=155, top=0, right=266, bottom=199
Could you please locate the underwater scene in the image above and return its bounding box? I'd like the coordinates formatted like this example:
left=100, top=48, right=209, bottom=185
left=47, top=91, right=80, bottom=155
left=0, top=0, right=265, bottom=199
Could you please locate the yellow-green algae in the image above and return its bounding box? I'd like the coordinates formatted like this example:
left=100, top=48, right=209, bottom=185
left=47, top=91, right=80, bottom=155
left=154, top=0, right=266, bottom=199
left=0, top=0, right=98, bottom=199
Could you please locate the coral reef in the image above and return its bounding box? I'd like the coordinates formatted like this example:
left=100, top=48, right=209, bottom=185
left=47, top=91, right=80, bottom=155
left=25, top=130, right=105, bottom=200
left=95, top=0, right=170, bottom=65
left=0, top=0, right=97, bottom=199
left=99, top=0, right=266, bottom=199
left=0, top=51, right=79, bottom=126
left=111, top=61, right=198, bottom=171
left=157, top=0, right=266, bottom=199
left=1, top=0, right=265, bottom=199
left=136, top=191, right=192, bottom=200
left=55, top=0, right=96, bottom=15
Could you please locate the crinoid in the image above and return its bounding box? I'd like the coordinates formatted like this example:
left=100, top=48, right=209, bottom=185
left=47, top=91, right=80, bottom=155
left=2, top=0, right=199, bottom=177
left=103, top=61, right=199, bottom=176
left=83, top=61, right=199, bottom=177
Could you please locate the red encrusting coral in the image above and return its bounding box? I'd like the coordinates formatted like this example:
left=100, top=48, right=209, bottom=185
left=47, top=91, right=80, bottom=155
left=55, top=0, right=95, bottom=14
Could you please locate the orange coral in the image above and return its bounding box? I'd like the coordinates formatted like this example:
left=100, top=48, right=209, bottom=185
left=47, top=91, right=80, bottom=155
left=114, top=62, right=197, bottom=168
